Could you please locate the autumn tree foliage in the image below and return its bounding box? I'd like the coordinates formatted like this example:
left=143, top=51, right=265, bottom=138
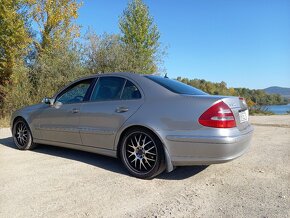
left=28, top=0, right=81, bottom=52
left=27, top=0, right=84, bottom=100
left=0, top=0, right=83, bottom=116
left=0, top=0, right=31, bottom=86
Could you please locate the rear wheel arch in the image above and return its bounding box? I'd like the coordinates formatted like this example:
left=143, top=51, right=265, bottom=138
left=117, top=125, right=164, bottom=158
left=117, top=125, right=174, bottom=172
left=117, top=125, right=167, bottom=178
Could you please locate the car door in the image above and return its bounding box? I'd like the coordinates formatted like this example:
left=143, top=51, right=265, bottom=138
left=37, top=78, right=95, bottom=145
left=79, top=76, right=144, bottom=150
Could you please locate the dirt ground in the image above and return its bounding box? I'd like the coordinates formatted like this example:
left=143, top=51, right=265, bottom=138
left=0, top=115, right=289, bottom=218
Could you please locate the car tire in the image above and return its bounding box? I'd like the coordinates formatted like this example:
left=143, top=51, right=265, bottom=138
left=120, top=128, right=165, bottom=179
left=12, top=118, right=37, bottom=150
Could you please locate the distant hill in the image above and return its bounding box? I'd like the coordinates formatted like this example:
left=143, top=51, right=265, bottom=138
left=264, top=86, right=290, bottom=99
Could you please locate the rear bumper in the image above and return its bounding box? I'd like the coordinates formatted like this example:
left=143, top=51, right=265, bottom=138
left=163, top=126, right=254, bottom=166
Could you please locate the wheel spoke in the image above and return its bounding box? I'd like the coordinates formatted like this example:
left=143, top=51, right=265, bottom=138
left=131, top=157, right=137, bottom=168
left=139, top=158, right=142, bottom=170
left=142, top=136, right=147, bottom=147
left=145, top=145, right=155, bottom=153
left=22, top=137, right=27, bottom=143
left=146, top=157, right=155, bottom=162
left=128, top=150, right=135, bottom=158
left=143, top=140, right=152, bottom=147
left=128, top=144, right=135, bottom=150
left=130, top=139, right=135, bottom=147
left=140, top=159, right=147, bottom=170
left=145, top=151, right=156, bottom=156
left=144, top=157, right=152, bottom=167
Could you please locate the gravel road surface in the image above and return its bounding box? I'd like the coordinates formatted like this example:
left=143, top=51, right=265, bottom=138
left=0, top=115, right=289, bottom=217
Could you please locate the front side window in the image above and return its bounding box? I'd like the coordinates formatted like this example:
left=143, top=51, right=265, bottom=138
left=91, top=77, right=125, bottom=101
left=121, top=80, right=141, bottom=100
left=57, top=79, right=93, bottom=104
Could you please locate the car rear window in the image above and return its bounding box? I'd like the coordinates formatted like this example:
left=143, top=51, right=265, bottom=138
left=145, top=75, right=207, bottom=95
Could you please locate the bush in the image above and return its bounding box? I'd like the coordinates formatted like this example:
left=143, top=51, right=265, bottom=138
left=0, top=65, right=34, bottom=117
left=30, top=44, right=88, bottom=101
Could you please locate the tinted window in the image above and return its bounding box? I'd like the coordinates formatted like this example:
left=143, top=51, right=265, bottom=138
left=145, top=76, right=207, bottom=95
left=91, top=77, right=125, bottom=101
left=57, top=79, right=93, bottom=104
left=121, top=80, right=141, bottom=100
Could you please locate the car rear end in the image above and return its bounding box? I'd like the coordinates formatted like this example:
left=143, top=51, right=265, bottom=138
left=162, top=95, right=253, bottom=166
left=135, top=75, right=254, bottom=169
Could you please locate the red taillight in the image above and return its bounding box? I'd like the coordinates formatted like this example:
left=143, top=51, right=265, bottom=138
left=198, top=101, right=236, bottom=128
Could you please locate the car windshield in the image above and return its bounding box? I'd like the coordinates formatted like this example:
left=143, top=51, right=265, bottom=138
left=145, top=75, right=208, bottom=95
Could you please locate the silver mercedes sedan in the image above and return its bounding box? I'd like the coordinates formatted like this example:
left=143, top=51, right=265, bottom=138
left=11, top=72, right=253, bottom=179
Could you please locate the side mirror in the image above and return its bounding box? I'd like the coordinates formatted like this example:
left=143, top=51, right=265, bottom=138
left=42, top=97, right=54, bottom=105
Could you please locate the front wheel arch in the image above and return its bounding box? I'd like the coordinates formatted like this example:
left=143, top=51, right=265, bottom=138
left=13, top=116, right=26, bottom=126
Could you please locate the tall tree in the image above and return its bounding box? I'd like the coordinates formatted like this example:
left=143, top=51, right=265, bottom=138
left=85, top=31, right=144, bottom=74
left=29, top=0, right=81, bottom=53
left=28, top=0, right=82, bottom=92
left=119, top=0, right=161, bottom=74
left=0, top=0, right=31, bottom=86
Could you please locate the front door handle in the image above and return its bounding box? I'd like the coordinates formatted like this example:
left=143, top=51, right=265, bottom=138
left=115, top=106, right=129, bottom=113
left=72, top=108, right=80, bottom=113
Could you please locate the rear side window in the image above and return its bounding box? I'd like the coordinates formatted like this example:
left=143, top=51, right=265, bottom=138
left=145, top=75, right=207, bottom=95
left=121, top=80, right=141, bottom=100
left=91, top=77, right=125, bottom=101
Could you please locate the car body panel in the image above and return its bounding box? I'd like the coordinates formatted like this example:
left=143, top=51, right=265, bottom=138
left=35, top=103, right=82, bottom=144
left=11, top=72, right=253, bottom=172
left=79, top=98, right=144, bottom=150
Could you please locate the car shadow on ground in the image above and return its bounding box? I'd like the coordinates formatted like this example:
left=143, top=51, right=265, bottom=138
left=0, top=137, right=208, bottom=180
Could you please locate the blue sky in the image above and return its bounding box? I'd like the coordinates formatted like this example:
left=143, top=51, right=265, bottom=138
left=77, top=0, right=290, bottom=89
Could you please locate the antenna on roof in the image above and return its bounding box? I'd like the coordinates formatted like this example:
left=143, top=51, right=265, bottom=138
left=164, top=73, right=168, bottom=78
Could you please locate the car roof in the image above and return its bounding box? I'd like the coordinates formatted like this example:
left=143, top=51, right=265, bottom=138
left=61, top=72, right=173, bottom=100
left=93, top=72, right=149, bottom=79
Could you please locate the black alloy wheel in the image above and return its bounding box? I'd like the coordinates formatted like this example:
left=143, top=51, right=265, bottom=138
left=13, top=118, right=36, bottom=150
left=120, top=128, right=165, bottom=179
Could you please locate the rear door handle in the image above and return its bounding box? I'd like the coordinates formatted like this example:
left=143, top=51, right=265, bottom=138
left=72, top=108, right=80, bottom=113
left=115, top=107, right=129, bottom=113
